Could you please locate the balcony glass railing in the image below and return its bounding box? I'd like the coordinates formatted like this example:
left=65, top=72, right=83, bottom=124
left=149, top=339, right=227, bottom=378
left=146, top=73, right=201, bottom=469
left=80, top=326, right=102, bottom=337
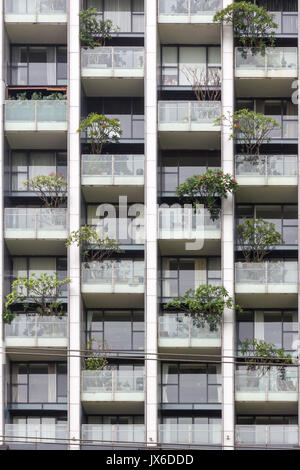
left=159, top=101, right=221, bottom=126
left=158, top=0, right=221, bottom=18
left=159, top=314, right=221, bottom=345
left=159, top=424, right=222, bottom=446
left=235, top=425, right=299, bottom=448
left=5, top=0, right=67, bottom=21
left=5, top=423, right=67, bottom=444
left=82, top=370, right=144, bottom=395
left=82, top=155, right=144, bottom=184
left=82, top=47, right=144, bottom=72
left=270, top=11, right=298, bottom=35
left=235, top=367, right=298, bottom=397
left=82, top=260, right=144, bottom=288
left=235, top=47, right=297, bottom=74
left=5, top=208, right=67, bottom=237
left=235, top=155, right=297, bottom=179
left=81, top=424, right=145, bottom=445
left=159, top=208, right=220, bottom=237
left=5, top=315, right=67, bottom=341
left=5, top=101, right=67, bottom=128
left=235, top=261, right=298, bottom=285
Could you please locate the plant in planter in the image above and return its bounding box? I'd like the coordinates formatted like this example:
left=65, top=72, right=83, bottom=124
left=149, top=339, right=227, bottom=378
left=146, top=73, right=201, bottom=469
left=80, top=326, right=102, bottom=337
left=84, top=338, right=110, bottom=371
left=66, top=225, right=122, bottom=264
left=240, top=339, right=293, bottom=380
left=164, top=285, right=241, bottom=332
left=213, top=2, right=277, bottom=58
left=176, top=169, right=239, bottom=221
left=237, top=217, right=284, bottom=262
left=78, top=113, right=122, bottom=155
left=3, top=273, right=70, bottom=324
left=215, top=109, right=280, bottom=158
left=79, top=8, right=119, bottom=49
left=23, top=173, right=67, bottom=208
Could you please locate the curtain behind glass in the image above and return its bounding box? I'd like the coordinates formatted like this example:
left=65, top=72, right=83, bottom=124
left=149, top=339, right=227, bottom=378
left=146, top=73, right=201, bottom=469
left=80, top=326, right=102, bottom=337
left=104, top=0, right=131, bottom=32
left=29, top=152, right=56, bottom=178
left=179, top=47, right=206, bottom=85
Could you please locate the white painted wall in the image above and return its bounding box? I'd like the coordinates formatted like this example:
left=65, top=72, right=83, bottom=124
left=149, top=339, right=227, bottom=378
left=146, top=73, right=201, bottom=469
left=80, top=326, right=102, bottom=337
left=0, top=0, right=4, bottom=447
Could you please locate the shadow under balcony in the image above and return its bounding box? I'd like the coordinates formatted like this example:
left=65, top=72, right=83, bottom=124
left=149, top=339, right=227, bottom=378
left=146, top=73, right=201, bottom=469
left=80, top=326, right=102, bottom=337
left=4, top=0, right=67, bottom=44
left=235, top=47, right=298, bottom=98
left=81, top=47, right=144, bottom=97
left=81, top=155, right=144, bottom=203
left=158, top=101, right=221, bottom=150
left=81, top=260, right=144, bottom=308
left=158, top=0, right=221, bottom=44
left=4, top=208, right=68, bottom=255
left=4, top=100, right=67, bottom=149
left=235, top=261, right=298, bottom=308
left=235, top=154, right=298, bottom=204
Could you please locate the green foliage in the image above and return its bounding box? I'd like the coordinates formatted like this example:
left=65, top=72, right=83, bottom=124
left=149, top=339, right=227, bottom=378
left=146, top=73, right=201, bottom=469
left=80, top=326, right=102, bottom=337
left=23, top=173, right=67, bottom=208
left=9, top=92, right=67, bottom=101
left=3, top=273, right=71, bottom=324
left=240, top=339, right=293, bottom=380
left=164, top=285, right=241, bottom=332
left=237, top=217, right=284, bottom=262
left=84, top=338, right=109, bottom=371
left=176, top=169, right=239, bottom=221
left=85, top=356, right=108, bottom=371
left=213, top=2, right=277, bottom=57
left=78, top=113, right=122, bottom=154
left=66, top=225, right=122, bottom=263
left=215, top=109, right=280, bottom=156
left=79, top=8, right=118, bottom=48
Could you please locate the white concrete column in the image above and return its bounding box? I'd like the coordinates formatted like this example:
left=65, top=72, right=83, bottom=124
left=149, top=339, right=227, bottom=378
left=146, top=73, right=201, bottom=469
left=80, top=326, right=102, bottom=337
left=68, top=0, right=81, bottom=451
left=221, top=0, right=235, bottom=451
left=297, top=0, right=300, bottom=448
left=145, top=0, right=158, bottom=447
left=0, top=0, right=5, bottom=447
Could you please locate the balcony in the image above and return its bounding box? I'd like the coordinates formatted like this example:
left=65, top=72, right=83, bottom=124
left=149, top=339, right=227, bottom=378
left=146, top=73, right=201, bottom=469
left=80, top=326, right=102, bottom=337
left=81, top=424, right=145, bottom=448
left=158, top=101, right=221, bottom=149
left=4, top=208, right=67, bottom=255
left=235, top=425, right=299, bottom=449
left=81, top=260, right=144, bottom=308
left=158, top=207, right=220, bottom=255
left=159, top=424, right=222, bottom=448
left=235, top=47, right=298, bottom=97
left=235, top=261, right=298, bottom=308
left=159, top=314, right=221, bottom=352
left=236, top=367, right=298, bottom=403
left=235, top=155, right=297, bottom=203
left=4, top=423, right=67, bottom=450
left=4, top=0, right=67, bottom=44
left=5, top=315, right=67, bottom=349
left=158, top=0, right=221, bottom=44
left=81, top=155, right=144, bottom=203
left=4, top=100, right=67, bottom=149
left=81, top=47, right=144, bottom=97
left=81, top=370, right=144, bottom=413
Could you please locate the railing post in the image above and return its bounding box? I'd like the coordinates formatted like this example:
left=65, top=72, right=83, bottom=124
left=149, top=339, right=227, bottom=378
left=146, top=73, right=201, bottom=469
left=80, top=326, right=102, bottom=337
left=188, top=0, right=191, bottom=22
left=188, top=101, right=191, bottom=131
left=112, top=155, right=115, bottom=184
left=112, top=48, right=114, bottom=73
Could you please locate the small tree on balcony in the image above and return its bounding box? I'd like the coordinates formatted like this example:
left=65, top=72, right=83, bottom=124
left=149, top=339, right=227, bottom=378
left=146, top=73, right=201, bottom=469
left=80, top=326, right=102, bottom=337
left=66, top=225, right=122, bottom=265
left=213, top=2, right=277, bottom=57
left=78, top=113, right=122, bottom=155
left=23, top=173, right=67, bottom=208
left=237, top=217, right=284, bottom=262
left=3, top=273, right=71, bottom=324
left=181, top=66, right=221, bottom=101
left=164, top=285, right=241, bottom=332
left=84, top=338, right=110, bottom=371
left=215, top=109, right=280, bottom=157
left=240, top=339, right=293, bottom=380
left=79, top=8, right=118, bottom=49
left=176, top=169, right=239, bottom=221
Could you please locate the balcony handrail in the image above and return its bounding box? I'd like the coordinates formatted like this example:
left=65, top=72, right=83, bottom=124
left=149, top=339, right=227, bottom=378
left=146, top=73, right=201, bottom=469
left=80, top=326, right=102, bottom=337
left=159, top=314, right=220, bottom=341
left=158, top=0, right=222, bottom=16
left=159, top=423, right=222, bottom=445
left=5, top=423, right=68, bottom=443
left=235, top=367, right=298, bottom=395
left=235, top=425, right=299, bottom=447
left=82, top=369, right=145, bottom=394
left=158, top=100, right=221, bottom=125
left=82, top=260, right=144, bottom=284
left=5, top=315, right=67, bottom=339
left=81, top=424, right=145, bottom=444
left=81, top=154, right=144, bottom=179
left=235, top=47, right=297, bottom=71
left=235, top=261, right=298, bottom=285
left=5, top=0, right=67, bottom=16
left=81, top=47, right=144, bottom=70
left=5, top=100, right=67, bottom=124
left=235, top=154, right=298, bottom=177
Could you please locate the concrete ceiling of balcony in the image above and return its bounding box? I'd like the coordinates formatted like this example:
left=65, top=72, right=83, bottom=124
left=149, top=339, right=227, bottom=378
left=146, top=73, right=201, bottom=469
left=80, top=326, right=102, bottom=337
left=235, top=401, right=298, bottom=415
left=158, top=23, right=221, bottom=44
left=82, top=78, right=144, bottom=97
left=158, top=238, right=221, bottom=256
left=82, top=185, right=144, bottom=203
left=158, top=130, right=221, bottom=150
left=82, top=292, right=144, bottom=309
left=5, top=348, right=67, bottom=362
left=236, top=186, right=298, bottom=204
left=235, top=78, right=295, bottom=98
left=235, top=293, right=298, bottom=309
left=81, top=401, right=144, bottom=414
left=5, top=239, right=67, bottom=256
left=5, top=131, right=67, bottom=150
left=5, top=24, right=67, bottom=44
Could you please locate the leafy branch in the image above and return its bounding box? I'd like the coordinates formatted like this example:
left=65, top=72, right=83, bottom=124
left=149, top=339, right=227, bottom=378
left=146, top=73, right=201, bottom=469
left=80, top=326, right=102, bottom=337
left=78, top=113, right=122, bottom=154
left=23, top=173, right=67, bottom=208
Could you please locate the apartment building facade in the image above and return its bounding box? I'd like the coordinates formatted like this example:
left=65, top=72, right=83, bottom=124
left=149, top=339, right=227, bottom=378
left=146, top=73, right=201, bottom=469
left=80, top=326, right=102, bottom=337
left=0, top=0, right=299, bottom=450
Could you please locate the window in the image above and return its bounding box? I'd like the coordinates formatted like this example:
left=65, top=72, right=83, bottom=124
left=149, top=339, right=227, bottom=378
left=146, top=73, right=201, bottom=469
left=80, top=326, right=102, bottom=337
left=86, top=0, right=144, bottom=33
left=162, top=363, right=222, bottom=404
